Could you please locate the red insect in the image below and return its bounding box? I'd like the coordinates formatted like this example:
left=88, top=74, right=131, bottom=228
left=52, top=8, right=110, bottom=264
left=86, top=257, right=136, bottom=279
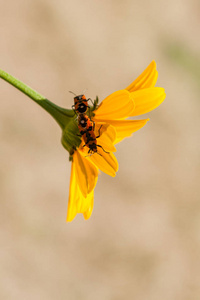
left=70, top=92, right=92, bottom=114
left=78, top=113, right=109, bottom=155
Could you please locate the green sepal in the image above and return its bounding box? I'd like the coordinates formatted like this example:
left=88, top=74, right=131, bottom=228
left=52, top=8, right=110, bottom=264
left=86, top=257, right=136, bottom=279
left=0, top=68, right=101, bottom=161
left=0, top=68, right=82, bottom=160
left=61, top=115, right=82, bottom=157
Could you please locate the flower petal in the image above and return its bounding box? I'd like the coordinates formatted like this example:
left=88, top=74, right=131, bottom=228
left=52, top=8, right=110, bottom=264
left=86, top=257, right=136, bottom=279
left=66, top=158, right=95, bottom=222
left=77, top=189, right=94, bottom=220
left=130, top=87, right=166, bottom=116
left=125, top=61, right=158, bottom=92
left=95, top=123, right=116, bottom=152
left=96, top=119, right=149, bottom=144
left=87, top=150, right=118, bottom=177
left=66, top=162, right=78, bottom=222
left=97, top=136, right=116, bottom=152
left=74, top=150, right=98, bottom=197
left=83, top=193, right=94, bottom=220
left=94, top=123, right=116, bottom=143
left=94, top=90, right=135, bottom=120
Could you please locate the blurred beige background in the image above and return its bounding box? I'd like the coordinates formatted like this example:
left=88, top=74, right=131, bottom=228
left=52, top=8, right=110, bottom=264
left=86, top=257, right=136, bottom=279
left=0, top=0, right=200, bottom=299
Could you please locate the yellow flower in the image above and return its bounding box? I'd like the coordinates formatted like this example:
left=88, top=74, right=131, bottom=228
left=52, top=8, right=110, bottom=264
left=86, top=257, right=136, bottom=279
left=67, top=61, right=166, bottom=222
left=67, top=123, right=118, bottom=222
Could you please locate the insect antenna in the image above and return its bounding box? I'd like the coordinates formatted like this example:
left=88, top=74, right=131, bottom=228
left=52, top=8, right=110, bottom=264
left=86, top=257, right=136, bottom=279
left=82, top=88, right=88, bottom=94
left=69, top=91, right=76, bottom=96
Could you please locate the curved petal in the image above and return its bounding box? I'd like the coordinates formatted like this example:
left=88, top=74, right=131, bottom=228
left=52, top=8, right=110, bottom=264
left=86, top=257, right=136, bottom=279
left=74, top=150, right=98, bottom=197
left=94, top=123, right=116, bottom=152
left=83, top=193, right=94, bottom=220
left=87, top=150, right=118, bottom=177
left=96, top=119, right=149, bottom=144
left=94, top=90, right=135, bottom=120
left=94, top=123, right=116, bottom=143
left=125, top=61, right=158, bottom=92
left=130, top=87, right=166, bottom=116
left=66, top=158, right=95, bottom=222
left=97, top=136, right=116, bottom=152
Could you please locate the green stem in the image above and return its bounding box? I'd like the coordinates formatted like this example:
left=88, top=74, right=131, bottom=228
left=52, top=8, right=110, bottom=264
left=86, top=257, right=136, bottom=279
left=0, top=69, right=74, bottom=129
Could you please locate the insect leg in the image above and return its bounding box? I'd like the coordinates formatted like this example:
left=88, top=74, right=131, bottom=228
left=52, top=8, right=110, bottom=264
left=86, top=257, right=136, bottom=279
left=96, top=125, right=103, bottom=139
left=87, top=98, right=94, bottom=105
left=97, top=144, right=110, bottom=154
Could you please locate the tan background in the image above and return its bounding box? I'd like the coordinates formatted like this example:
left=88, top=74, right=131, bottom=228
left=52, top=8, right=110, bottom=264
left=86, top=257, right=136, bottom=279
left=0, top=0, right=200, bottom=299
